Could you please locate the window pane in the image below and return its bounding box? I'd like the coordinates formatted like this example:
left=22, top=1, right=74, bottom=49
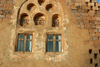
left=19, top=34, right=24, bottom=39
left=26, top=41, right=29, bottom=51
left=20, top=40, right=24, bottom=51
left=48, top=35, right=53, bottom=39
left=29, top=41, right=32, bottom=52
left=56, top=35, right=61, bottom=40
left=17, top=40, right=20, bottom=51
left=18, top=35, right=21, bottom=39
left=49, top=41, right=53, bottom=52
left=21, top=35, right=24, bottom=39
left=56, top=41, right=61, bottom=52
left=27, top=35, right=30, bottom=39
left=30, top=35, right=32, bottom=39
left=27, top=35, right=32, bottom=39
left=46, top=41, right=53, bottom=52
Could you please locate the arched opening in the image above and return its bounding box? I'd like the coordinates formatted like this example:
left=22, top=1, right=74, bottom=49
left=38, top=0, right=45, bottom=6
left=27, top=3, right=36, bottom=11
left=34, top=13, right=46, bottom=25
left=46, top=4, right=54, bottom=12
left=52, top=14, right=61, bottom=27
left=20, top=13, right=29, bottom=26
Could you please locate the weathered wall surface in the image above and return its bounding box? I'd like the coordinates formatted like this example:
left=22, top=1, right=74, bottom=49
left=0, top=0, right=99, bottom=67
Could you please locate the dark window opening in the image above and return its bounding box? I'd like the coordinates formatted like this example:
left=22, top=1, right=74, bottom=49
left=87, top=10, right=89, bottom=12
left=20, top=13, right=29, bottom=26
left=95, top=63, right=98, bottom=67
left=94, top=54, right=97, bottom=59
left=95, top=10, right=97, bottom=14
left=90, top=59, right=92, bottom=64
left=38, top=0, right=45, bottom=6
left=94, top=2, right=96, bottom=6
left=98, top=6, right=100, bottom=8
left=89, top=49, right=92, bottom=54
left=91, top=6, right=93, bottom=10
left=99, top=50, right=100, bottom=54
left=90, top=0, right=92, bottom=2
left=52, top=14, right=60, bottom=27
left=86, top=2, right=88, bottom=6
left=27, top=3, right=35, bottom=11
left=34, top=13, right=46, bottom=25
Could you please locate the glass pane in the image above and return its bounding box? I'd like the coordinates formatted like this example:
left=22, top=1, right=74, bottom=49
left=46, top=41, right=53, bottom=52
left=27, top=35, right=32, bottom=39
left=18, top=35, right=21, bottom=39
left=26, top=41, right=29, bottom=51
left=27, top=35, right=30, bottom=39
left=21, top=35, right=24, bottom=39
left=20, top=40, right=24, bottom=51
left=56, top=41, right=61, bottom=52
left=30, top=35, right=32, bottom=39
left=17, top=40, right=20, bottom=51
left=56, top=35, right=61, bottom=40
left=49, top=41, right=53, bottom=52
left=48, top=35, right=53, bottom=39
left=29, top=41, right=32, bottom=52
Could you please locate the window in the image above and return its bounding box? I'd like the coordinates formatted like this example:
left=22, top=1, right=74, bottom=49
left=94, top=2, right=96, bottom=6
left=90, top=59, right=92, bottom=64
left=85, top=2, right=88, bottom=6
left=94, top=54, right=97, bottom=59
left=20, top=13, right=29, bottom=26
left=52, top=14, right=60, bottom=27
left=34, top=13, right=46, bottom=25
left=90, top=0, right=92, bottom=2
left=17, top=33, right=32, bottom=52
left=46, top=34, right=61, bottom=52
left=95, top=63, right=98, bottom=67
left=89, top=49, right=92, bottom=54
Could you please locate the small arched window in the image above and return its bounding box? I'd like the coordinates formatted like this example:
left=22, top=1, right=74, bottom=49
left=34, top=13, right=46, bottom=25
left=52, top=14, right=60, bottom=27
left=20, top=13, right=29, bottom=26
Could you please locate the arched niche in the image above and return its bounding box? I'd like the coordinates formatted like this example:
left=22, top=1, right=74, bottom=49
left=52, top=14, right=61, bottom=27
left=27, top=3, right=36, bottom=11
left=20, top=13, right=29, bottom=26
left=38, top=0, right=45, bottom=6
left=34, top=13, right=46, bottom=25
left=46, top=4, right=54, bottom=12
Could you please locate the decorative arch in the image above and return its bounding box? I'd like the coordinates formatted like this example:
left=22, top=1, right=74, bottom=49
left=52, top=14, right=61, bottom=27
left=34, top=13, right=46, bottom=25
left=20, top=13, right=29, bottom=26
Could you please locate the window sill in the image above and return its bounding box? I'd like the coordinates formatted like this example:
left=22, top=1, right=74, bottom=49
left=14, top=51, right=33, bottom=54
left=45, top=52, right=64, bottom=56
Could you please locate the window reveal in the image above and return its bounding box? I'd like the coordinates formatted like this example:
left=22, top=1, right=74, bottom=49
left=46, top=34, right=61, bottom=52
left=17, top=34, right=32, bottom=52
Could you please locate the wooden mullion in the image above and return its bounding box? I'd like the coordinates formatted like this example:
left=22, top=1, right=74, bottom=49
left=53, top=35, right=56, bottom=52
left=23, top=34, right=26, bottom=52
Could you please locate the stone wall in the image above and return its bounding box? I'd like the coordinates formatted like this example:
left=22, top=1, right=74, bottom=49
left=66, top=0, right=100, bottom=67
left=0, top=0, right=99, bottom=67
